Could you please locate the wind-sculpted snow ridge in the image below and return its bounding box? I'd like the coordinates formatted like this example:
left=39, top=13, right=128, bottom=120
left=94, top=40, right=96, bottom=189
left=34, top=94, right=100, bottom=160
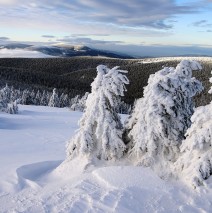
left=1, top=159, right=212, bottom=213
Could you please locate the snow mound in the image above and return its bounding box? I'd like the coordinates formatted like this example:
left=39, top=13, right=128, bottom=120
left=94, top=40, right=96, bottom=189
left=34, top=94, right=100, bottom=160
left=16, top=161, right=61, bottom=190
left=93, top=166, right=164, bottom=189
left=53, top=156, right=94, bottom=179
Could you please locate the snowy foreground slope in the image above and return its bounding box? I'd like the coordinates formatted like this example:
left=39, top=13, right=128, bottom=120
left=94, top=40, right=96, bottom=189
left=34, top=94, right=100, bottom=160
left=0, top=105, right=212, bottom=213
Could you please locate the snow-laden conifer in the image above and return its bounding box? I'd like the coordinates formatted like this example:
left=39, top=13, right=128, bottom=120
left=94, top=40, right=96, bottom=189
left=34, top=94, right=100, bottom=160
left=125, top=60, right=203, bottom=169
left=48, top=88, right=59, bottom=107
left=0, top=85, right=19, bottom=114
left=0, top=84, right=10, bottom=112
left=66, top=65, right=129, bottom=160
left=115, top=99, right=131, bottom=114
left=70, top=92, right=89, bottom=111
left=0, top=89, right=8, bottom=112
left=34, top=90, right=41, bottom=105
left=2, top=84, right=11, bottom=103
left=10, top=86, right=19, bottom=102
left=0, top=84, right=10, bottom=110
left=0, top=91, right=8, bottom=112
left=28, top=90, right=36, bottom=105
left=40, top=90, right=48, bottom=106
left=176, top=71, right=212, bottom=187
left=21, top=90, right=30, bottom=105
left=70, top=95, right=80, bottom=108
left=7, top=100, right=18, bottom=114
left=59, top=93, right=70, bottom=108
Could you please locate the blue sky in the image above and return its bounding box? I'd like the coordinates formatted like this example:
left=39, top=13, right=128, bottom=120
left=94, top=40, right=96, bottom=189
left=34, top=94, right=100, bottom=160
left=0, top=0, right=212, bottom=57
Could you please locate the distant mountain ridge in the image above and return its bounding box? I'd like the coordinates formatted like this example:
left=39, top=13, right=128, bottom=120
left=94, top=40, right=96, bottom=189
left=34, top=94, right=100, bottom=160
left=0, top=43, right=134, bottom=59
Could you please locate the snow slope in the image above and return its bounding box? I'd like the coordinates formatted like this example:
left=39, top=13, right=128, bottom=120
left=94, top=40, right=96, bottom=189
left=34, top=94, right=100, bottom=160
left=0, top=105, right=212, bottom=213
left=139, top=56, right=212, bottom=64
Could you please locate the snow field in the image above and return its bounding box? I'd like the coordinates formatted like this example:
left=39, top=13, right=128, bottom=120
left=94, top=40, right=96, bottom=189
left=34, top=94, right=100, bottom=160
left=0, top=105, right=212, bottom=212
left=138, top=56, right=212, bottom=64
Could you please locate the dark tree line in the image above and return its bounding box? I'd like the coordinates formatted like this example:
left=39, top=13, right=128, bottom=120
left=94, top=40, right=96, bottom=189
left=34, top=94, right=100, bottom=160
left=0, top=57, right=211, bottom=106
left=0, top=84, right=131, bottom=114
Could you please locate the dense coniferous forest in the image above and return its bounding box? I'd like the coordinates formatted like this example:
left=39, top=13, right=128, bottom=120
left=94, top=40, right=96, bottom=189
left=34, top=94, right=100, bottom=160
left=0, top=57, right=211, bottom=106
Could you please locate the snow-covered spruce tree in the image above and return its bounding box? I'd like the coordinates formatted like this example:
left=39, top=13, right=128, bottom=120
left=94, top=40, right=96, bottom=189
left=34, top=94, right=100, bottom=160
left=70, top=92, right=89, bottom=112
left=115, top=99, right=131, bottom=114
left=48, top=88, right=59, bottom=107
left=70, top=95, right=80, bottom=108
left=0, top=84, right=11, bottom=112
left=59, top=93, right=69, bottom=107
left=125, top=60, right=203, bottom=169
left=1, top=84, right=11, bottom=104
left=0, top=90, right=8, bottom=112
left=40, top=90, right=48, bottom=106
left=175, top=71, right=212, bottom=188
left=66, top=65, right=129, bottom=160
left=21, top=89, right=30, bottom=105
left=10, top=86, right=18, bottom=102
left=28, top=90, right=36, bottom=105
left=0, top=85, right=18, bottom=114
left=34, top=90, right=41, bottom=105
left=7, top=100, right=18, bottom=114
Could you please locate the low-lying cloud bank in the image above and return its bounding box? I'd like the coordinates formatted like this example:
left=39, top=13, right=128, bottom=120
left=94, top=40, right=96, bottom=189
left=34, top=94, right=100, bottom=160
left=0, top=48, right=53, bottom=58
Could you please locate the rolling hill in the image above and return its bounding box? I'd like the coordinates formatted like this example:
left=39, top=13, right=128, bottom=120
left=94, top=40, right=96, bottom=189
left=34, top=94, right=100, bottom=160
left=0, top=57, right=211, bottom=106
left=0, top=43, right=134, bottom=59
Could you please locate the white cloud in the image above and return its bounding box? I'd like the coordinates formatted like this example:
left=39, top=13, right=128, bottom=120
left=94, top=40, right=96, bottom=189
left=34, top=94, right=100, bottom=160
left=0, top=48, right=53, bottom=58
left=0, top=0, right=197, bottom=29
left=0, top=0, right=16, bottom=5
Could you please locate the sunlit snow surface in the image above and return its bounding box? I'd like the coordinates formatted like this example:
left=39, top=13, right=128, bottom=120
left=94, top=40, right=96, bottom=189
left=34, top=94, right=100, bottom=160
left=0, top=105, right=212, bottom=213
left=138, top=56, right=212, bottom=64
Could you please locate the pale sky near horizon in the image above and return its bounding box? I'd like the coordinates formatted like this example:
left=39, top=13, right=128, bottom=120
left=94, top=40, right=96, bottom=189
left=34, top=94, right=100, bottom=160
left=0, top=0, right=212, bottom=56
